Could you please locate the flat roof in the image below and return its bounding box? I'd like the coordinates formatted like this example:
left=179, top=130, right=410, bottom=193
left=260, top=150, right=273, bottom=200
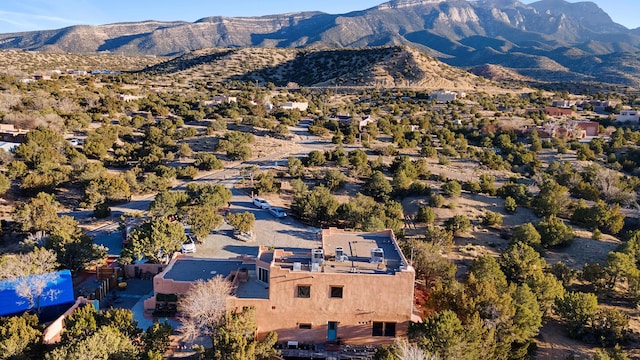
left=272, top=230, right=408, bottom=275
left=163, top=258, right=243, bottom=282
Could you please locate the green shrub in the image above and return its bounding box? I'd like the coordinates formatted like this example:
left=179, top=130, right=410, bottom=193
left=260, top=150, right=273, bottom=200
left=482, top=211, right=503, bottom=227
left=416, top=206, right=436, bottom=224
left=429, top=194, right=445, bottom=208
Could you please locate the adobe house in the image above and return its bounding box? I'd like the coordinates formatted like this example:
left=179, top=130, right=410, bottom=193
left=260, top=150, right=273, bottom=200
left=525, top=107, right=573, bottom=117
left=544, top=107, right=573, bottom=117
left=574, top=121, right=599, bottom=137
left=204, top=95, right=237, bottom=106
left=0, top=124, right=27, bottom=143
left=147, top=228, right=416, bottom=345
left=616, top=109, right=640, bottom=123
left=279, top=101, right=308, bottom=111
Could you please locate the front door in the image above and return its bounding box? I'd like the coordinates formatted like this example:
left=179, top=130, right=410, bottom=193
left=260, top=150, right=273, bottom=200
left=327, top=321, right=338, bottom=341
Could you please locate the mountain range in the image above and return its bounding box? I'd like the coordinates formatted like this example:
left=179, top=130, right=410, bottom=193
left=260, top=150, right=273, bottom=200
left=1, top=0, right=639, bottom=86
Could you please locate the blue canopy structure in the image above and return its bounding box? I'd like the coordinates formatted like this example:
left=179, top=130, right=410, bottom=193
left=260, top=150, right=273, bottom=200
left=0, top=269, right=75, bottom=317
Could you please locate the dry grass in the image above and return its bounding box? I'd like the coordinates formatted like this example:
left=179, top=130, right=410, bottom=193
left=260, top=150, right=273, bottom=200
left=0, top=50, right=164, bottom=76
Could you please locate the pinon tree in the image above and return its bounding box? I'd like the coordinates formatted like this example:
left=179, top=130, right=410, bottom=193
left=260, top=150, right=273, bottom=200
left=226, top=212, right=255, bottom=234
left=363, top=171, right=393, bottom=201
left=554, top=291, right=599, bottom=339
left=531, top=177, right=570, bottom=217
left=0, top=313, right=43, bottom=359
left=511, top=223, right=542, bottom=250
left=536, top=215, right=574, bottom=248
left=120, top=218, right=186, bottom=264
left=15, top=193, right=107, bottom=274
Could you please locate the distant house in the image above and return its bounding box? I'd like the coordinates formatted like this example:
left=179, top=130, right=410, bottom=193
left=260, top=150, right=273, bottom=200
left=117, top=94, right=144, bottom=102
left=526, top=107, right=573, bottom=117
left=67, top=70, right=87, bottom=76
left=544, top=107, right=573, bottom=117
left=429, top=90, right=465, bottom=103
left=535, top=127, right=553, bottom=139
left=552, top=100, right=574, bottom=108
left=333, top=115, right=353, bottom=126
left=265, top=102, right=274, bottom=112
left=530, top=120, right=599, bottom=140
left=574, top=121, right=599, bottom=137
left=586, top=100, right=614, bottom=112
left=0, top=124, right=27, bottom=144
left=204, top=95, right=237, bottom=106
left=616, top=109, right=640, bottom=123
left=331, top=115, right=376, bottom=129
left=91, top=69, right=120, bottom=75
left=33, top=74, right=51, bottom=80
left=358, top=115, right=377, bottom=130
left=280, top=101, right=308, bottom=111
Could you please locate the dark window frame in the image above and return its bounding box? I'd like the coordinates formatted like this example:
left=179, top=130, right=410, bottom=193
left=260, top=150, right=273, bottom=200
left=299, top=323, right=312, bottom=329
left=372, top=322, right=384, bottom=336
left=297, top=285, right=311, bottom=298
left=258, top=267, right=269, bottom=284
left=330, top=286, right=343, bottom=298
left=372, top=322, right=396, bottom=337
left=384, top=322, right=396, bottom=337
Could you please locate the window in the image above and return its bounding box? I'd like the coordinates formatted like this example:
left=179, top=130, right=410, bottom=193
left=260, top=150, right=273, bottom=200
left=384, top=322, right=396, bottom=337
left=297, top=285, right=311, bottom=298
left=299, top=323, right=312, bottom=329
left=330, top=286, right=343, bottom=298
left=372, top=322, right=396, bottom=337
left=258, top=268, right=269, bottom=284
left=372, top=322, right=384, bottom=336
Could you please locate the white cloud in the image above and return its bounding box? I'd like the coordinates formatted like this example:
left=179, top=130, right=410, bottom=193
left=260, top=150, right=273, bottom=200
left=0, top=10, right=84, bottom=32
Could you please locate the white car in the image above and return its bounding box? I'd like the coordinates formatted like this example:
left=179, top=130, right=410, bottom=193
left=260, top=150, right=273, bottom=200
left=252, top=197, right=271, bottom=209
left=269, top=207, right=287, bottom=218
left=181, top=235, right=196, bottom=254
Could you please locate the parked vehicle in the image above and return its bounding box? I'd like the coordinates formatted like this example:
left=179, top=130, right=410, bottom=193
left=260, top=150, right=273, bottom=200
left=181, top=235, right=196, bottom=253
left=269, top=207, right=287, bottom=218
left=252, top=197, right=271, bottom=209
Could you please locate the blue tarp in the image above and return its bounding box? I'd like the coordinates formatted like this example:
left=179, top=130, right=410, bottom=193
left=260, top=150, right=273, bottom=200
left=0, top=269, right=75, bottom=316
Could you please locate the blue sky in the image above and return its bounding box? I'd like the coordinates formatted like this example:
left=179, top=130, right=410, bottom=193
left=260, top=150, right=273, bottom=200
left=0, top=0, right=637, bottom=34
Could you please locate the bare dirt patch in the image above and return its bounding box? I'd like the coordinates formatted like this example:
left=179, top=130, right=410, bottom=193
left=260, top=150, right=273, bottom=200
left=425, top=156, right=520, bottom=185
left=534, top=319, right=596, bottom=360
left=544, top=229, right=621, bottom=269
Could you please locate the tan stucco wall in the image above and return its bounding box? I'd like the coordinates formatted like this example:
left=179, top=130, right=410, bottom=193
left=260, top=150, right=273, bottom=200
left=150, top=236, right=415, bottom=345
left=42, top=297, right=94, bottom=344
left=231, top=264, right=415, bottom=345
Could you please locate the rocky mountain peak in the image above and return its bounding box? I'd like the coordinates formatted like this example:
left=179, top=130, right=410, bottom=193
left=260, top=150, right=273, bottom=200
left=378, top=0, right=447, bottom=10
left=529, top=0, right=627, bottom=32
left=0, top=0, right=638, bottom=86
